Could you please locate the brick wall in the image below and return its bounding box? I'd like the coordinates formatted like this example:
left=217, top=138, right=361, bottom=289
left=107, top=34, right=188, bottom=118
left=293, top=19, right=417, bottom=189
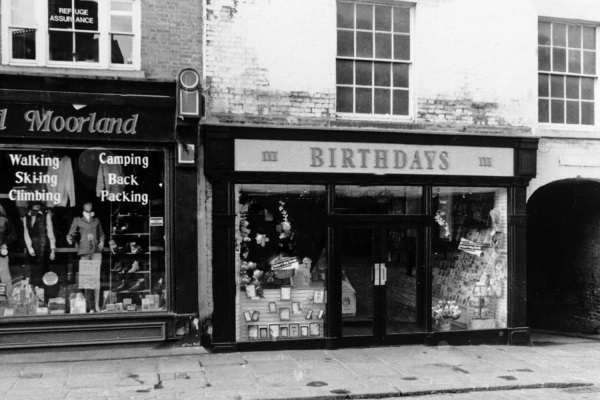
left=204, top=0, right=336, bottom=126
left=142, top=0, right=203, bottom=80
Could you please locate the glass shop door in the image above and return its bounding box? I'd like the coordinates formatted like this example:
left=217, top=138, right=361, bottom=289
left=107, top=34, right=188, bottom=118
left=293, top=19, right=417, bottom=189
left=337, top=222, right=425, bottom=344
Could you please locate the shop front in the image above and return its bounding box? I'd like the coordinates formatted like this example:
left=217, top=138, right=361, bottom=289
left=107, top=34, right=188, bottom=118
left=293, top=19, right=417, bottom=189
left=0, top=74, right=198, bottom=347
left=204, top=125, right=538, bottom=351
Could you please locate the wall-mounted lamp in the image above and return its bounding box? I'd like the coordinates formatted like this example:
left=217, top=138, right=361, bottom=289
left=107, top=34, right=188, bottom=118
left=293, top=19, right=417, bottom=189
left=177, top=69, right=202, bottom=119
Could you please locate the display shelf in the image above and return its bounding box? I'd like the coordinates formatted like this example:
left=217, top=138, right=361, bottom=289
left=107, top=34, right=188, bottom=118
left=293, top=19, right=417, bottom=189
left=107, top=203, right=165, bottom=311
left=237, top=286, right=326, bottom=342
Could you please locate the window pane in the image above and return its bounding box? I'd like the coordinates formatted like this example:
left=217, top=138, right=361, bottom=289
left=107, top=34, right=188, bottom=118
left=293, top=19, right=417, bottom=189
left=356, top=4, right=373, bottom=30
left=553, top=23, right=566, bottom=47
left=583, top=51, right=596, bottom=75
left=111, top=34, right=132, bottom=64
left=538, top=22, right=551, bottom=45
left=337, top=60, right=354, bottom=85
left=337, top=2, right=354, bottom=29
left=583, top=26, right=596, bottom=50
left=393, top=7, right=410, bottom=33
left=355, top=61, right=372, bottom=86
left=582, top=102, right=594, bottom=125
left=75, top=32, right=99, bottom=62
left=551, top=75, right=564, bottom=98
left=539, top=99, right=549, bottom=122
left=375, top=33, right=391, bottom=59
left=11, top=0, right=37, bottom=27
left=566, top=76, right=579, bottom=99
left=374, top=89, right=390, bottom=114
left=336, top=186, right=422, bottom=214
left=49, top=0, right=73, bottom=29
left=393, top=63, right=409, bottom=88
left=337, top=86, right=353, bottom=113
left=538, top=46, right=551, bottom=70
left=74, top=0, right=99, bottom=31
left=356, top=32, right=373, bottom=58
left=568, top=50, right=581, bottom=73
left=552, top=48, right=566, bottom=72
left=0, top=147, right=167, bottom=316
left=49, top=30, right=73, bottom=61
left=235, top=184, right=327, bottom=342
left=111, top=15, right=132, bottom=32
left=566, top=101, right=579, bottom=124
left=111, top=0, right=133, bottom=12
left=431, top=187, right=508, bottom=330
left=11, top=28, right=36, bottom=60
left=551, top=99, right=564, bottom=123
left=375, top=6, right=391, bottom=32
left=356, top=88, right=372, bottom=113
left=337, top=30, right=354, bottom=57
left=568, top=25, right=581, bottom=48
left=538, top=74, right=549, bottom=97
left=393, top=34, right=410, bottom=60
left=374, top=62, right=390, bottom=87
left=581, top=78, right=594, bottom=100
left=393, top=89, right=409, bottom=115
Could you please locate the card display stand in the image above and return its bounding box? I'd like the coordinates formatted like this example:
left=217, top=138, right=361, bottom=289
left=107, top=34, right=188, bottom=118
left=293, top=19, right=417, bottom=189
left=237, top=284, right=326, bottom=342
left=432, top=246, right=501, bottom=329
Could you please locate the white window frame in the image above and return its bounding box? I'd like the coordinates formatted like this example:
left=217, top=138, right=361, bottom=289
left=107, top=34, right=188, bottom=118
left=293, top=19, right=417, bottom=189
left=538, top=18, right=598, bottom=129
left=1, top=0, right=141, bottom=70
left=336, top=1, right=415, bottom=122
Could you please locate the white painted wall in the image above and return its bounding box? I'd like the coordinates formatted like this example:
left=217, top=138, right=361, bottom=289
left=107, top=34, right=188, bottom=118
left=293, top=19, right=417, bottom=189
left=414, top=0, right=539, bottom=127
left=206, top=0, right=542, bottom=127
left=233, top=0, right=337, bottom=93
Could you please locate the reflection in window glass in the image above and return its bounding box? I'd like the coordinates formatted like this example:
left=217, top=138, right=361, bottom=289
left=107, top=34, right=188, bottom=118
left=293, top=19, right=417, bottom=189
left=48, top=0, right=100, bottom=63
left=336, top=1, right=411, bottom=116
left=0, top=147, right=166, bottom=317
left=235, top=185, right=327, bottom=342
left=10, top=0, right=38, bottom=60
left=11, top=28, right=36, bottom=60
left=335, top=186, right=422, bottom=214
left=431, top=187, right=507, bottom=331
left=111, top=34, right=132, bottom=64
left=538, top=21, right=596, bottom=125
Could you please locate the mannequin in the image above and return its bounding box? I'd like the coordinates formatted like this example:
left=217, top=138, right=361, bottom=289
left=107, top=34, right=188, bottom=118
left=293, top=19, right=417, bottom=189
left=66, top=202, right=105, bottom=312
left=22, top=201, right=56, bottom=289
left=0, top=205, right=15, bottom=299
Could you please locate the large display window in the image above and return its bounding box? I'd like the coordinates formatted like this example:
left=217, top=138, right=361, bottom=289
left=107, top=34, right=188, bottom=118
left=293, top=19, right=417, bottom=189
left=0, top=146, right=166, bottom=317
left=431, top=187, right=508, bottom=331
left=235, top=184, right=327, bottom=342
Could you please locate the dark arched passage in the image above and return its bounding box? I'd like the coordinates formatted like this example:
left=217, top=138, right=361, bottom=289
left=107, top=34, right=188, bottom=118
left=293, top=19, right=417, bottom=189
left=527, top=179, right=600, bottom=333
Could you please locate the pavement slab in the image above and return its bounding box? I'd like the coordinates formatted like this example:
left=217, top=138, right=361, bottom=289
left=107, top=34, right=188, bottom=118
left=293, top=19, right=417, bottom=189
left=2, top=332, right=600, bottom=399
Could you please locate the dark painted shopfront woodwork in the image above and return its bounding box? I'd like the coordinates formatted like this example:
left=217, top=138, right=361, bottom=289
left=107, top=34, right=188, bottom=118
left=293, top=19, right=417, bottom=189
left=0, top=74, right=198, bottom=348
left=203, top=124, right=538, bottom=351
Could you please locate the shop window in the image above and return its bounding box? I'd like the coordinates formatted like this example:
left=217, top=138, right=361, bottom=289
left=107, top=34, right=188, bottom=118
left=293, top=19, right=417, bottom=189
left=431, top=187, right=507, bottom=331
left=336, top=1, right=412, bottom=118
left=334, top=185, right=422, bottom=214
left=235, top=184, right=327, bottom=342
left=2, top=0, right=140, bottom=68
left=0, top=147, right=166, bottom=317
left=538, top=20, right=596, bottom=125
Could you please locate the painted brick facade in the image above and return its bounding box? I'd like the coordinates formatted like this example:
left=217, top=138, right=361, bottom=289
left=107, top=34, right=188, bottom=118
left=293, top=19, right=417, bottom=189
left=204, top=0, right=539, bottom=133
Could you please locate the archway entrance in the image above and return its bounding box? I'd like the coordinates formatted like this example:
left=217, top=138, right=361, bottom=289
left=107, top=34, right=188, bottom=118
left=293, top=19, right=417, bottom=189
left=527, top=179, right=600, bottom=333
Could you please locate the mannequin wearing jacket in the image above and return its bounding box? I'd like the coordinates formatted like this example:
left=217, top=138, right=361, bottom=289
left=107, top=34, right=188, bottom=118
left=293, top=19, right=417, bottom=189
left=67, top=202, right=105, bottom=312
left=22, top=202, right=56, bottom=288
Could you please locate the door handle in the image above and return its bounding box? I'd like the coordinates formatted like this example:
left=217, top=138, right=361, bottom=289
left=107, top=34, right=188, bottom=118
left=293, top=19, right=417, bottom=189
left=373, top=264, right=380, bottom=285
left=381, top=265, right=387, bottom=285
